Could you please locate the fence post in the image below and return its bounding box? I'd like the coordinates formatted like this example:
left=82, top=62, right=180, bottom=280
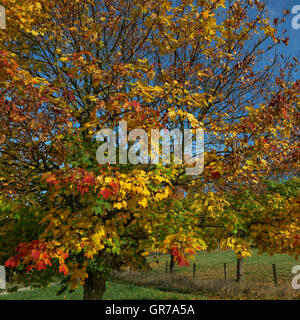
left=170, top=254, right=175, bottom=274
left=193, top=263, right=196, bottom=280
left=224, top=263, right=227, bottom=282
left=236, top=258, right=243, bottom=282
left=272, top=264, right=278, bottom=285
left=165, top=261, right=168, bottom=273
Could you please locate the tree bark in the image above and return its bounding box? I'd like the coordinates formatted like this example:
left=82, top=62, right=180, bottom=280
left=83, top=270, right=106, bottom=300
left=236, top=257, right=243, bottom=282
left=170, top=254, right=175, bottom=274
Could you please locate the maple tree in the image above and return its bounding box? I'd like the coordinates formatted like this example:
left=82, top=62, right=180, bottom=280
left=0, top=0, right=299, bottom=299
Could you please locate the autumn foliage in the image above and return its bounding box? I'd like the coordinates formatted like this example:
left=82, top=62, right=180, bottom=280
left=0, top=0, right=299, bottom=299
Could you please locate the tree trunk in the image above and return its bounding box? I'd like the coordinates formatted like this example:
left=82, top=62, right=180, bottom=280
left=83, top=270, right=106, bottom=300
left=236, top=257, right=243, bottom=282
left=170, top=254, right=175, bottom=274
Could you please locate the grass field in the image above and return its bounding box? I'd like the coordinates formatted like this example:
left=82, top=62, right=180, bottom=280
left=0, top=281, right=206, bottom=300
left=146, top=249, right=298, bottom=282
left=112, top=250, right=300, bottom=300
left=1, top=250, right=299, bottom=300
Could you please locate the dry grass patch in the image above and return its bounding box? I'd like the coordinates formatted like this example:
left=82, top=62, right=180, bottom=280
left=111, top=269, right=300, bottom=300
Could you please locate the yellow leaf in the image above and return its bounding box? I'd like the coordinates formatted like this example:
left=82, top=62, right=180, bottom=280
left=139, top=198, right=148, bottom=208
left=60, top=56, right=69, bottom=62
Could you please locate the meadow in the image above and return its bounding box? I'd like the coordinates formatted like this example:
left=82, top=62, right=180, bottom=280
left=112, top=250, right=299, bottom=300
left=1, top=250, right=299, bottom=300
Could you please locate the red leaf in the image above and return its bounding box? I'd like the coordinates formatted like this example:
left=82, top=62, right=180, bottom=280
left=62, top=252, right=69, bottom=260
left=131, top=101, right=141, bottom=111
left=170, top=246, right=180, bottom=257
left=5, top=257, right=19, bottom=268
left=31, top=250, right=40, bottom=260
left=77, top=185, right=89, bottom=195
left=177, top=254, right=190, bottom=267
left=26, top=265, right=34, bottom=272
left=36, top=262, right=46, bottom=271
left=45, top=176, right=59, bottom=185
left=211, top=171, right=220, bottom=179
left=109, top=182, right=119, bottom=194
left=59, top=264, right=68, bottom=276
left=82, top=173, right=95, bottom=185
left=100, top=188, right=112, bottom=199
